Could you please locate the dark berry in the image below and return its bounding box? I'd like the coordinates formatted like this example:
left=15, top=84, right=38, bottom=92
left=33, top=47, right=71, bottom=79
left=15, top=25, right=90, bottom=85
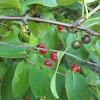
left=82, top=35, right=91, bottom=44
left=39, top=48, right=47, bottom=55
left=50, top=52, right=57, bottom=63
left=71, top=40, right=82, bottom=49
left=12, top=58, right=17, bottom=61
left=37, top=43, right=44, bottom=48
left=33, top=13, right=43, bottom=18
left=57, top=26, right=64, bottom=31
left=26, top=98, right=31, bottom=100
left=44, top=60, right=53, bottom=68
left=33, top=13, right=43, bottom=23
left=71, top=65, right=80, bottom=72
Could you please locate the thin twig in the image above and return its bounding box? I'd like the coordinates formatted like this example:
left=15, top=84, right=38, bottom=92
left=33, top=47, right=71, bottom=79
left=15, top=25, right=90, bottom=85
left=24, top=57, right=65, bottom=77
left=37, top=53, right=46, bottom=60
left=0, top=42, right=100, bottom=67
left=76, top=4, right=100, bottom=25
left=88, top=84, right=96, bottom=87
left=88, top=5, right=100, bottom=18
left=56, top=72, right=65, bottom=77
left=78, top=2, right=92, bottom=11
left=23, top=57, right=35, bottom=66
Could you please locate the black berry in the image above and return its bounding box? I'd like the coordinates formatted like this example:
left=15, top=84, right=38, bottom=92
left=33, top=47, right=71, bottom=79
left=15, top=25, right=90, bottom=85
left=82, top=35, right=91, bottom=44
left=33, top=13, right=43, bottom=23
left=33, top=13, right=43, bottom=18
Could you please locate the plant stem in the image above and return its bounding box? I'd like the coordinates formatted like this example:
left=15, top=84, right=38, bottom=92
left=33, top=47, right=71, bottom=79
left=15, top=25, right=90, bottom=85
left=0, top=42, right=100, bottom=67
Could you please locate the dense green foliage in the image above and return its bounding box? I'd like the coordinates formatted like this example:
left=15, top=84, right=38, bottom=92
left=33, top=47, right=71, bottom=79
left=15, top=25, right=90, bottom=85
left=0, top=0, right=100, bottom=100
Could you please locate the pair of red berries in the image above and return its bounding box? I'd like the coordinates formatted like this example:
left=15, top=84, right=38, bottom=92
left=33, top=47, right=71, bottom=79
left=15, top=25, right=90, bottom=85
left=37, top=43, right=57, bottom=68
left=44, top=52, right=57, bottom=68
left=37, top=43, right=47, bottom=54
left=71, top=65, right=80, bottom=72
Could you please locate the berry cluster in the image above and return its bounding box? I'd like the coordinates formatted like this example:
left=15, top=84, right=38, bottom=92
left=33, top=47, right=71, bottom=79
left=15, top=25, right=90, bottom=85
left=37, top=43, right=57, bottom=68
left=57, top=26, right=91, bottom=50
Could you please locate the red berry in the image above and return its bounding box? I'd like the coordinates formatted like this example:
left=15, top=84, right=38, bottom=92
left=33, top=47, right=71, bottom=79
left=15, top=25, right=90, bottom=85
left=0, top=37, right=2, bottom=40
left=26, top=98, right=31, bottom=100
left=50, top=52, right=57, bottom=63
left=57, top=26, right=64, bottom=31
left=12, top=58, right=17, bottom=61
left=44, top=60, right=53, bottom=68
left=71, top=65, right=80, bottom=72
left=39, top=48, right=47, bottom=54
left=37, top=43, right=44, bottom=48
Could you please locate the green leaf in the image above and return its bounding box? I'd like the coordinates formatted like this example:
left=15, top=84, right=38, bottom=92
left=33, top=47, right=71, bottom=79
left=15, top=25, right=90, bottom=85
left=50, top=51, right=67, bottom=99
left=57, top=0, right=83, bottom=6
left=89, top=87, right=98, bottom=99
left=20, top=32, right=29, bottom=43
left=29, top=33, right=38, bottom=46
left=86, top=71, right=99, bottom=84
left=0, top=0, right=20, bottom=9
left=21, top=0, right=57, bottom=7
left=96, top=86, right=100, bottom=100
left=50, top=74, right=59, bottom=99
left=95, top=39, right=100, bottom=56
left=27, top=51, right=43, bottom=64
left=83, top=17, right=100, bottom=32
left=28, top=22, right=49, bottom=38
left=19, top=6, right=31, bottom=15
left=0, top=61, right=7, bottom=79
left=29, top=64, right=53, bottom=97
left=1, top=67, right=15, bottom=100
left=43, top=13, right=56, bottom=21
left=24, top=88, right=40, bottom=100
left=83, top=37, right=100, bottom=62
left=0, top=9, right=15, bottom=16
left=65, top=70, right=91, bottom=100
left=0, top=35, right=27, bottom=58
left=12, top=60, right=30, bottom=97
left=56, top=74, right=68, bottom=100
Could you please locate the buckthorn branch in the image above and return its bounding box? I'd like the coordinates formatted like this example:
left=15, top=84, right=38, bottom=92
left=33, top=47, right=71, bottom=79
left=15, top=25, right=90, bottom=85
left=0, top=42, right=100, bottom=67
left=0, top=4, right=100, bottom=36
